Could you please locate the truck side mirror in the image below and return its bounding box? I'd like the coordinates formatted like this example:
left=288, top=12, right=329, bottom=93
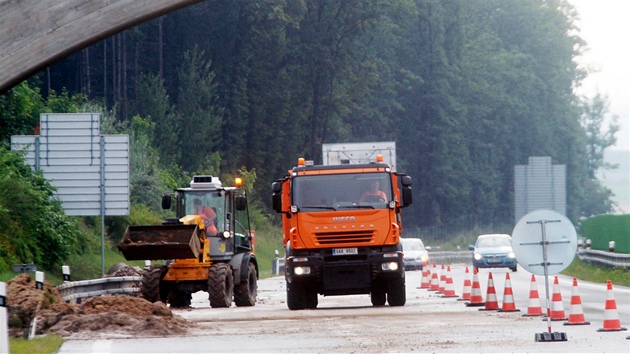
left=272, top=181, right=282, bottom=213
left=161, top=194, right=172, bottom=210
left=235, top=196, right=247, bottom=211
left=400, top=175, right=412, bottom=207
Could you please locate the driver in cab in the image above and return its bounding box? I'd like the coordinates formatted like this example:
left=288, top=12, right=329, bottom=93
left=194, top=198, right=219, bottom=235
left=359, top=180, right=387, bottom=203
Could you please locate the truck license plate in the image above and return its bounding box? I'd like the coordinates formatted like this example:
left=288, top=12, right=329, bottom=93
left=332, top=248, right=358, bottom=256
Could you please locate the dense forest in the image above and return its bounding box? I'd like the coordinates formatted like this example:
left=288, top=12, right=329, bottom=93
left=1, top=0, right=618, bottom=233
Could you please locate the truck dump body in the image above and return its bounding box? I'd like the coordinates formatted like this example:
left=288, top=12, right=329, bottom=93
left=117, top=224, right=200, bottom=260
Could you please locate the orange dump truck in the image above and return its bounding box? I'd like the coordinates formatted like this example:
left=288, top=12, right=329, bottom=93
left=272, top=143, right=412, bottom=310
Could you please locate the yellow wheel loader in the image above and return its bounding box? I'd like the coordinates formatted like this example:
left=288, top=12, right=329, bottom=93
left=117, top=175, right=258, bottom=308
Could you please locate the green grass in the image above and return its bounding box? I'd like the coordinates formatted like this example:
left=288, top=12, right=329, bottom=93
left=562, top=257, right=630, bottom=287
left=252, top=225, right=284, bottom=278
left=9, top=335, right=64, bottom=354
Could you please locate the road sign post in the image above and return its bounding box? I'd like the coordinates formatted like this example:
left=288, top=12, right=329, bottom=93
left=512, top=209, right=577, bottom=342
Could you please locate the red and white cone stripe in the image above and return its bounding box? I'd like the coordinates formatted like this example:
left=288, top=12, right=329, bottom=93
left=420, top=261, right=431, bottom=289
left=547, top=276, right=567, bottom=321
left=564, top=277, right=590, bottom=325
left=523, top=274, right=543, bottom=317
left=598, top=280, right=628, bottom=332
left=438, top=264, right=446, bottom=294
left=441, top=266, right=458, bottom=298
left=429, top=263, right=439, bottom=291
left=499, top=273, right=520, bottom=312
left=458, top=266, right=471, bottom=301
left=479, top=272, right=498, bottom=311
left=465, top=267, right=485, bottom=307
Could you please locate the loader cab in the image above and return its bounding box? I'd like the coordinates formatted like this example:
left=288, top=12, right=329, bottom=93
left=164, top=175, right=253, bottom=258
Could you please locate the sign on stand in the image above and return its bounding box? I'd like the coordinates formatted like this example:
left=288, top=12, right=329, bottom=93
left=11, top=113, right=130, bottom=276
left=511, top=209, right=577, bottom=342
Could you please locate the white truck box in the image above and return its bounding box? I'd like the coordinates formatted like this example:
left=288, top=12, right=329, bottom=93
left=322, top=141, right=396, bottom=171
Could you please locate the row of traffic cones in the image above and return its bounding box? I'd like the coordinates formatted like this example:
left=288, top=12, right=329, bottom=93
left=420, top=263, right=627, bottom=332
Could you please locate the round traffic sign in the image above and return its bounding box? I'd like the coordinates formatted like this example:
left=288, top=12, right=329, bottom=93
left=511, top=209, right=577, bottom=275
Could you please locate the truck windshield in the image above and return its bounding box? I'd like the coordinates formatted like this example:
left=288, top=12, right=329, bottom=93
left=292, top=172, right=392, bottom=211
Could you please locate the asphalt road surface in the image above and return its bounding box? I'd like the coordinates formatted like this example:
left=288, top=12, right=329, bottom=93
left=58, top=264, right=630, bottom=353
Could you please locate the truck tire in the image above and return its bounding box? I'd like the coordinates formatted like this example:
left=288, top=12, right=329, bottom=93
left=208, top=263, right=233, bottom=308
left=141, top=265, right=167, bottom=303
left=370, top=280, right=386, bottom=306
left=286, top=282, right=305, bottom=310
left=387, top=277, right=406, bottom=306
left=234, top=262, right=257, bottom=307
left=304, top=286, right=318, bottom=309
left=168, top=288, right=191, bottom=308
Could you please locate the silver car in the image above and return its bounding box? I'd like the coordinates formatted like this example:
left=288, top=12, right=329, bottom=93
left=401, top=238, right=429, bottom=271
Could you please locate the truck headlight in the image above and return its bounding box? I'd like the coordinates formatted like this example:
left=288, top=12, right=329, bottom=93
left=508, top=252, right=516, bottom=259
left=381, top=262, right=399, bottom=271
left=294, top=266, right=311, bottom=275
left=474, top=253, right=483, bottom=260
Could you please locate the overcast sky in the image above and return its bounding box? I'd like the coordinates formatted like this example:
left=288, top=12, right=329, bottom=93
left=569, top=0, right=630, bottom=151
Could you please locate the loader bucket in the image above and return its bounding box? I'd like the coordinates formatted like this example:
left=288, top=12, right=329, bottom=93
left=117, top=224, right=200, bottom=261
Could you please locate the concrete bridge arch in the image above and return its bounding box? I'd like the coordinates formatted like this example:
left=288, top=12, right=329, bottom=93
left=0, top=0, right=204, bottom=94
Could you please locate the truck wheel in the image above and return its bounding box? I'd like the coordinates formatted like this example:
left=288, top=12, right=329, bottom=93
left=168, top=288, right=191, bottom=308
left=371, top=281, right=386, bottom=306
left=234, top=262, right=257, bottom=307
left=387, top=277, right=406, bottom=306
left=304, top=286, right=318, bottom=309
left=286, top=282, right=305, bottom=310
left=208, top=263, right=233, bottom=308
left=141, top=265, right=167, bottom=303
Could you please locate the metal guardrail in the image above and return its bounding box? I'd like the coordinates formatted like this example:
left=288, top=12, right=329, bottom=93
left=427, top=251, right=472, bottom=265
left=577, top=249, right=630, bottom=267
left=56, top=276, right=141, bottom=302
left=428, top=249, right=630, bottom=268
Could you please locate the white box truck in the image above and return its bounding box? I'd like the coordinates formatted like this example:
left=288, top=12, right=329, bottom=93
left=322, top=141, right=396, bottom=171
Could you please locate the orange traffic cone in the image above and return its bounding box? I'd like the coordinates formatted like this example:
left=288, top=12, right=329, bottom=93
left=466, top=267, right=485, bottom=307
left=564, top=278, right=590, bottom=325
left=441, top=266, right=458, bottom=298
left=420, top=262, right=431, bottom=289
left=499, top=273, right=520, bottom=312
left=546, top=276, right=567, bottom=321
left=429, top=263, right=439, bottom=291
left=522, top=274, right=543, bottom=317
left=438, top=264, right=446, bottom=294
left=479, top=272, right=499, bottom=311
left=458, top=266, right=472, bottom=301
left=597, top=280, right=628, bottom=332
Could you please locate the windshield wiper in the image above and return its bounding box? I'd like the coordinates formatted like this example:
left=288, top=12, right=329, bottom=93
left=340, top=205, right=375, bottom=209
left=299, top=205, right=337, bottom=210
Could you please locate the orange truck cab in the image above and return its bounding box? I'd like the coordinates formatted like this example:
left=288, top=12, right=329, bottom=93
left=272, top=152, right=412, bottom=310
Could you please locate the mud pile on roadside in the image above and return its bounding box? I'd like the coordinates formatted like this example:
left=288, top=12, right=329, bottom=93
left=6, top=273, right=192, bottom=338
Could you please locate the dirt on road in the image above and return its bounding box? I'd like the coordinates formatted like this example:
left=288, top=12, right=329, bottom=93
left=6, top=272, right=192, bottom=339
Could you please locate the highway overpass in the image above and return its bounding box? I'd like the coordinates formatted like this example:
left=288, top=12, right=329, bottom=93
left=0, top=0, right=204, bottom=94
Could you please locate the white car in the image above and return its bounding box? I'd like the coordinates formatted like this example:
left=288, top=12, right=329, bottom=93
left=400, top=238, right=429, bottom=270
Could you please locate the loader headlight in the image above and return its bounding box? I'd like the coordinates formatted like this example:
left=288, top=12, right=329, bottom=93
left=222, top=231, right=231, bottom=239
left=381, top=262, right=399, bottom=271
left=294, top=266, right=311, bottom=275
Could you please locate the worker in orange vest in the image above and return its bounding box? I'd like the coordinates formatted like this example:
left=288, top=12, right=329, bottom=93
left=194, top=198, right=219, bottom=235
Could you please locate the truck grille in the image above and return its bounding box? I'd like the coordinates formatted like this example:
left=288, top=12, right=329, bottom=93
left=315, top=230, right=374, bottom=245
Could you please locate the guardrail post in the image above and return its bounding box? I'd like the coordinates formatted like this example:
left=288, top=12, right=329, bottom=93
left=35, top=271, right=44, bottom=290
left=1, top=282, right=8, bottom=354
left=609, top=241, right=615, bottom=253
left=62, top=265, right=71, bottom=282
left=586, top=239, right=591, bottom=250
